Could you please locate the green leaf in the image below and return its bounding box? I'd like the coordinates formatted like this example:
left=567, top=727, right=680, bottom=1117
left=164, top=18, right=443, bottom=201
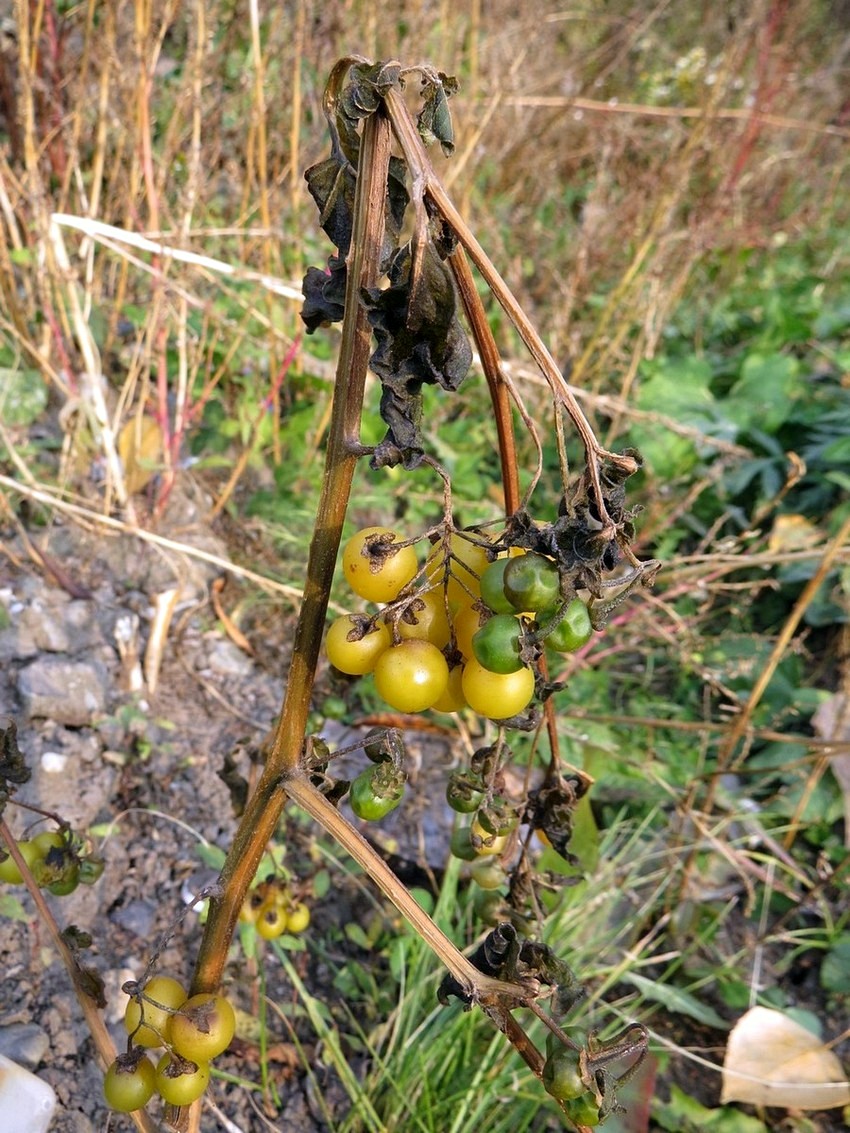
left=238, top=921, right=258, bottom=961
left=195, top=843, right=226, bottom=869
left=0, top=368, right=48, bottom=427
left=820, top=935, right=850, bottom=994
left=631, top=355, right=723, bottom=477
left=344, top=921, right=372, bottom=950
left=724, top=352, right=803, bottom=435
left=624, top=972, right=729, bottom=1030
left=654, top=1084, right=768, bottom=1132
left=312, top=868, right=331, bottom=900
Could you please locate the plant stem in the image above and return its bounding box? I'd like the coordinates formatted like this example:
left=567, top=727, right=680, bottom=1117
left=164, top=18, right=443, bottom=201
left=285, top=773, right=534, bottom=1005
left=382, top=85, right=636, bottom=533
left=448, top=245, right=521, bottom=513
left=189, top=109, right=393, bottom=999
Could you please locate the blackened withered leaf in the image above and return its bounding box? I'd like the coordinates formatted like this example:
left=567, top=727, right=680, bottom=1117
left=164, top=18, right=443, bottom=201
left=339, top=60, right=404, bottom=126
left=374, top=383, right=423, bottom=466
left=302, top=256, right=347, bottom=333
left=0, top=719, right=30, bottom=803
left=367, top=241, right=471, bottom=391
left=437, top=922, right=585, bottom=1008
left=305, top=158, right=357, bottom=255
left=61, top=925, right=93, bottom=949
left=523, top=775, right=588, bottom=863
left=77, top=966, right=107, bottom=1008
left=218, top=748, right=249, bottom=817
left=365, top=239, right=471, bottom=465
left=417, top=71, right=459, bottom=156
left=385, top=156, right=410, bottom=244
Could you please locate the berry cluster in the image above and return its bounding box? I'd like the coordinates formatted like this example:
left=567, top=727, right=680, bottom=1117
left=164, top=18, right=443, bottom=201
left=103, top=976, right=236, bottom=1112
left=0, top=826, right=103, bottom=895
left=239, top=877, right=311, bottom=940
left=325, top=526, right=594, bottom=722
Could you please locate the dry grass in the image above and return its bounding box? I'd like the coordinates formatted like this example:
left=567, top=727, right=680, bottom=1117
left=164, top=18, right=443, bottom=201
left=1, top=1, right=847, bottom=453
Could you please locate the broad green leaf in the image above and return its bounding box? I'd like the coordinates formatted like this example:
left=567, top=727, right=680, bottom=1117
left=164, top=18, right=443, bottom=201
left=654, top=1084, right=768, bottom=1132
left=821, top=936, right=850, bottom=994
left=631, top=355, right=723, bottom=476
left=724, top=352, right=803, bottom=434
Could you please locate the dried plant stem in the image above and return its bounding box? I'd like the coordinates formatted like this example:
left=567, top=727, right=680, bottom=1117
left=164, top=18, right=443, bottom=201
left=188, top=111, right=395, bottom=1014
left=448, top=246, right=520, bottom=512
left=722, top=511, right=850, bottom=778
left=183, top=99, right=562, bottom=1131
left=448, top=231, right=565, bottom=775
left=285, top=774, right=533, bottom=1004
left=505, top=94, right=850, bottom=139
left=675, top=510, right=850, bottom=903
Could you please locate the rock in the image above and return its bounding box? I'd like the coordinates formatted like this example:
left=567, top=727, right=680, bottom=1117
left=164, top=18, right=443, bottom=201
left=206, top=637, right=254, bottom=677
left=16, top=727, right=115, bottom=833
left=0, top=587, right=39, bottom=661
left=0, top=1024, right=50, bottom=1068
left=16, top=658, right=108, bottom=725
left=108, top=898, right=159, bottom=939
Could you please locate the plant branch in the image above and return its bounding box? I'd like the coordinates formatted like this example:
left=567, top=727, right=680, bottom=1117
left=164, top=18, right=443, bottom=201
left=284, top=773, right=537, bottom=1006
left=447, top=245, right=521, bottom=513
left=381, top=86, right=637, bottom=535
left=188, top=109, right=393, bottom=995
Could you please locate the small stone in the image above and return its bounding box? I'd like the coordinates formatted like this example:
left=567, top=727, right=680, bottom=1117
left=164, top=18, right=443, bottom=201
left=109, top=898, right=158, bottom=939
left=0, top=1023, right=50, bottom=1068
left=206, top=637, right=254, bottom=677
left=40, top=752, right=68, bottom=773
left=16, top=658, right=108, bottom=725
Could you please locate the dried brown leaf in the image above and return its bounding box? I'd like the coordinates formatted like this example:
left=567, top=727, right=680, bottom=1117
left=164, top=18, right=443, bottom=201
left=721, top=1006, right=850, bottom=1109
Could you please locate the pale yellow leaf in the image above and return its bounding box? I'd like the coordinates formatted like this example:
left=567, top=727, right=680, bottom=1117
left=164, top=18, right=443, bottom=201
left=721, top=1006, right=850, bottom=1109
left=117, top=415, right=163, bottom=495
left=767, top=513, right=820, bottom=554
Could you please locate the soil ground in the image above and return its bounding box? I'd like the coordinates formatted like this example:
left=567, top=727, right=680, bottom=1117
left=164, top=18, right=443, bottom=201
left=1, top=482, right=847, bottom=1133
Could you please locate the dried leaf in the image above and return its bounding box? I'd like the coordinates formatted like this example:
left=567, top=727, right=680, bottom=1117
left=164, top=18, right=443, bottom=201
left=768, top=513, right=821, bottom=554
left=721, top=1006, right=850, bottom=1109
left=0, top=719, right=30, bottom=788
left=305, top=160, right=357, bottom=253
left=417, top=71, right=459, bottom=155
left=365, top=239, right=472, bottom=467
left=301, top=257, right=348, bottom=333
left=117, top=415, right=162, bottom=495
left=211, top=578, right=254, bottom=656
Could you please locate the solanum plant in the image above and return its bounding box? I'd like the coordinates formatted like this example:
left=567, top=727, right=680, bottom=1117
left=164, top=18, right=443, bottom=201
left=175, top=57, right=657, bottom=1131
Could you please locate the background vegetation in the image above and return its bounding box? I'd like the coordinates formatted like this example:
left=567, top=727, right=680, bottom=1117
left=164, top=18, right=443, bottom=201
left=0, top=1, right=848, bottom=1130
